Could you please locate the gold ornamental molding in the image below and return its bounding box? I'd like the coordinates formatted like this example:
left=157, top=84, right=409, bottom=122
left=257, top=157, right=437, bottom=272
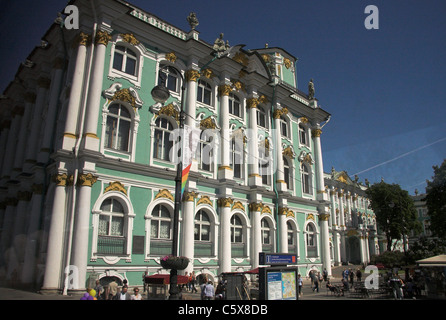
left=77, top=173, right=98, bottom=187
left=232, top=52, right=249, bottom=66
left=218, top=166, right=233, bottom=171
left=104, top=181, right=127, bottom=195
left=120, top=33, right=140, bottom=46
left=200, top=68, right=214, bottom=79
left=282, top=146, right=295, bottom=159
left=218, top=84, right=232, bottom=97
left=154, top=189, right=174, bottom=202
left=111, top=88, right=137, bottom=109
left=249, top=202, right=264, bottom=212
left=232, top=201, right=245, bottom=212
left=319, top=213, right=330, bottom=221
left=262, top=205, right=272, bottom=215
left=53, top=173, right=69, bottom=186
left=273, top=107, right=288, bottom=119
left=78, top=32, right=91, bottom=47
left=183, top=191, right=198, bottom=202
left=278, top=207, right=294, bottom=218
left=200, top=116, right=218, bottom=130
left=306, top=213, right=315, bottom=221
left=217, top=197, right=233, bottom=208
left=185, top=69, right=200, bottom=82
left=197, top=195, right=213, bottom=206
left=283, top=58, right=292, bottom=69
left=158, top=103, right=179, bottom=121
left=231, top=79, right=246, bottom=93
left=95, top=30, right=112, bottom=46
left=299, top=116, right=309, bottom=124
left=165, top=52, right=177, bottom=63
left=311, top=128, right=322, bottom=138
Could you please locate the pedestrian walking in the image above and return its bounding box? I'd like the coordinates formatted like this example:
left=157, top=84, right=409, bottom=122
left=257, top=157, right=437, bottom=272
left=298, top=274, right=303, bottom=297
left=356, top=269, right=362, bottom=283
left=94, top=280, right=103, bottom=300
left=349, top=268, right=354, bottom=286
left=203, top=281, right=215, bottom=300
left=191, top=271, right=198, bottom=293
left=108, top=279, right=118, bottom=300
left=313, top=274, right=319, bottom=293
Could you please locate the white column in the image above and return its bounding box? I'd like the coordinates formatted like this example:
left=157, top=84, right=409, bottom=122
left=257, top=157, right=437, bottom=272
left=181, top=192, right=196, bottom=273
left=250, top=203, right=262, bottom=268
left=21, top=184, right=44, bottom=285
left=338, top=190, right=346, bottom=263
left=82, top=29, right=111, bottom=151
left=69, top=173, right=97, bottom=291
left=218, top=197, right=232, bottom=273
left=279, top=210, right=288, bottom=253
left=2, top=107, right=23, bottom=178
left=62, top=32, right=90, bottom=151
left=24, top=77, right=50, bottom=171
left=247, top=96, right=261, bottom=186
left=217, top=84, right=233, bottom=180
left=273, top=107, right=287, bottom=191
left=330, top=188, right=341, bottom=265
left=185, top=69, right=199, bottom=172
left=38, top=58, right=65, bottom=164
left=13, top=95, right=34, bottom=173
left=41, top=174, right=68, bottom=292
left=346, top=192, right=352, bottom=227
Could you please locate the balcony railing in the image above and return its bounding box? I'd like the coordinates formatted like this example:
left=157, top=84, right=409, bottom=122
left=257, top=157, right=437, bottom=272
left=97, top=235, right=126, bottom=255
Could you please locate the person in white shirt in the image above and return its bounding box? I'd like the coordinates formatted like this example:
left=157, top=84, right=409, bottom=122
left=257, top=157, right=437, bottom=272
left=131, top=287, right=143, bottom=300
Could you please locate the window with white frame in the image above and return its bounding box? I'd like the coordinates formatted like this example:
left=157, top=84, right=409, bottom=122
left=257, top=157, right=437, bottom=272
left=280, top=117, right=289, bottom=138
left=197, top=79, right=212, bottom=106
left=229, top=93, right=241, bottom=118
left=259, top=148, right=271, bottom=185
left=261, top=219, right=272, bottom=245
left=230, top=138, right=244, bottom=179
left=257, top=106, right=267, bottom=128
left=198, top=130, right=214, bottom=172
left=158, top=65, right=180, bottom=93
left=301, top=163, right=312, bottom=195
left=104, top=103, right=132, bottom=152
left=150, top=204, right=172, bottom=239
left=306, top=223, right=317, bottom=257
left=113, top=45, right=137, bottom=76
left=284, top=156, right=293, bottom=190
left=153, top=117, right=174, bottom=161
left=97, top=198, right=126, bottom=255
left=299, top=123, right=308, bottom=146
left=230, top=214, right=243, bottom=243
left=194, top=210, right=211, bottom=241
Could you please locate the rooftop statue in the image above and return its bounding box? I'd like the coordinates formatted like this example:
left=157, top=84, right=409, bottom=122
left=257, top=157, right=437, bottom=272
left=187, top=12, right=199, bottom=30
left=308, top=78, right=315, bottom=100
left=213, top=33, right=231, bottom=58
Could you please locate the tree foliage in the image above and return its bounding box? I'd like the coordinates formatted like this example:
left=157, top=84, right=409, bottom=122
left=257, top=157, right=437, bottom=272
left=405, top=236, right=446, bottom=264
left=366, top=181, right=421, bottom=251
left=426, top=159, right=446, bottom=239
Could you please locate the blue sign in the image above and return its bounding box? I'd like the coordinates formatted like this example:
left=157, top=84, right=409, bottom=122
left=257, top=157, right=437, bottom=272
left=259, top=253, right=297, bottom=266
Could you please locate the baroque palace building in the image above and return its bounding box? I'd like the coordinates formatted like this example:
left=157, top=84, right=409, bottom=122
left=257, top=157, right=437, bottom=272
left=0, top=0, right=376, bottom=294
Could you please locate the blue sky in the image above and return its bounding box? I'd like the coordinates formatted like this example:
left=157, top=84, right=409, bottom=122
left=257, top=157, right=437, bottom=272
left=1, top=0, right=445, bottom=194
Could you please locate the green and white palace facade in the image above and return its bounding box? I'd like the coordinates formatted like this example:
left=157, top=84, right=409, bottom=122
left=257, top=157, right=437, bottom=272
left=0, top=0, right=377, bottom=293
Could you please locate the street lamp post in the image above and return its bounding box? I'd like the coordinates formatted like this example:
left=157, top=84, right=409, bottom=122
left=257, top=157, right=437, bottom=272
left=151, top=66, right=185, bottom=300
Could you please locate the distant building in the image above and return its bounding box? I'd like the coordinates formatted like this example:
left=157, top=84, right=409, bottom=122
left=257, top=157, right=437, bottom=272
left=409, top=191, right=433, bottom=244
left=324, top=169, right=378, bottom=265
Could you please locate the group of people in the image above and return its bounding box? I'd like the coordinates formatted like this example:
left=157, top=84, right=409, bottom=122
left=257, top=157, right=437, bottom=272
left=341, top=268, right=363, bottom=286
left=182, top=271, right=198, bottom=293
left=308, top=268, right=329, bottom=293
left=81, top=279, right=143, bottom=300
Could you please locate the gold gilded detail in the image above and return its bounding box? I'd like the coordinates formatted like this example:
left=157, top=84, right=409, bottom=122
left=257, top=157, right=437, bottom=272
left=104, top=181, right=127, bottom=195
left=185, top=69, right=200, bottom=82
left=77, top=173, right=98, bottom=187
left=154, top=189, right=174, bottom=201
left=197, top=195, right=213, bottom=206
left=95, top=30, right=112, bottom=46
left=165, top=52, right=177, bottom=63
left=217, top=197, right=233, bottom=207
left=120, top=33, right=140, bottom=45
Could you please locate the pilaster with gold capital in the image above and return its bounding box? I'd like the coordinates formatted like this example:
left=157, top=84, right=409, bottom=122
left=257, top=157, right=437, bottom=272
left=77, top=173, right=98, bottom=187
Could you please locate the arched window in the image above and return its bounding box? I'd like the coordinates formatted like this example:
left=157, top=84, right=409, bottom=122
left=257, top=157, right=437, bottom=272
left=197, top=80, right=212, bottom=106
left=259, top=148, right=270, bottom=185
left=229, top=93, right=241, bottom=118
left=301, top=163, right=311, bottom=195
left=158, top=65, right=180, bottom=93
left=150, top=204, right=172, bottom=239
left=194, top=210, right=211, bottom=241
left=306, top=223, right=317, bottom=257
left=257, top=106, right=267, bottom=128
left=299, top=124, right=308, bottom=146
left=230, top=138, right=244, bottom=179
left=284, top=156, right=293, bottom=190
left=198, top=130, right=214, bottom=172
left=230, top=215, right=243, bottom=243
left=113, top=45, right=137, bottom=76
left=279, top=117, right=289, bottom=138
left=104, top=103, right=131, bottom=152
left=97, top=198, right=126, bottom=255
left=287, top=221, right=297, bottom=254
left=153, top=117, right=174, bottom=161
left=261, top=219, right=271, bottom=245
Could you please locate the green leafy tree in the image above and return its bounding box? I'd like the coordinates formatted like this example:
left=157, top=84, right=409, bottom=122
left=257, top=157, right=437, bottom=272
left=406, top=236, right=446, bottom=264
left=366, top=181, right=421, bottom=252
left=426, top=159, right=446, bottom=239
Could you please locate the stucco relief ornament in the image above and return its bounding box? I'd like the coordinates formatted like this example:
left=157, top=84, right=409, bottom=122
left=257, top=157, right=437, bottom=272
left=187, top=12, right=199, bottom=30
